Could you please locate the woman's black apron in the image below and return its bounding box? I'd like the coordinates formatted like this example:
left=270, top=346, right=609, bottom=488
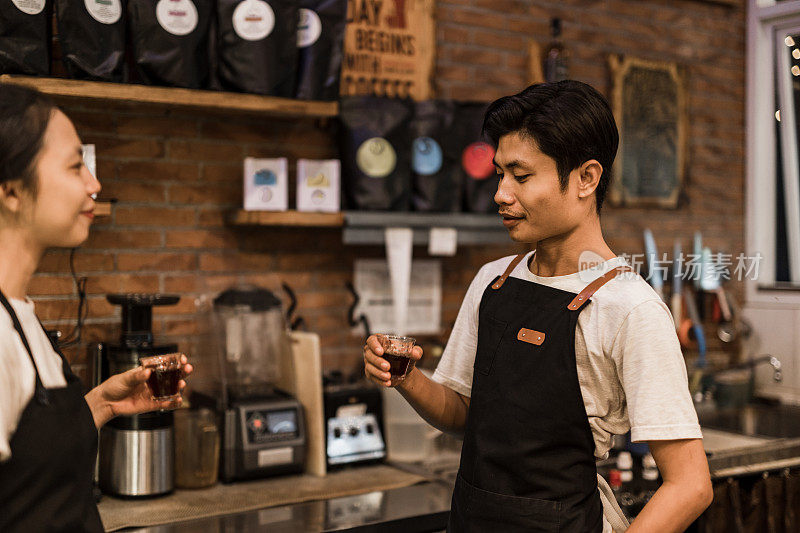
left=449, top=254, right=630, bottom=532
left=0, top=289, right=103, bottom=532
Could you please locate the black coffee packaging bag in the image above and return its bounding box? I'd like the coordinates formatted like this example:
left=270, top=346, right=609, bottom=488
left=448, top=102, right=499, bottom=214
left=56, top=0, right=125, bottom=81
left=294, top=0, right=346, bottom=101
left=216, top=0, right=298, bottom=96
left=128, top=0, right=212, bottom=88
left=0, top=0, right=51, bottom=75
left=410, top=99, right=460, bottom=212
left=339, top=96, right=412, bottom=211
left=206, top=4, right=222, bottom=90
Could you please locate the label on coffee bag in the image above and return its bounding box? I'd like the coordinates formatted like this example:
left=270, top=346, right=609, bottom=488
left=12, top=0, right=45, bottom=15
left=356, top=137, right=397, bottom=178
left=85, top=0, right=122, bottom=24
left=156, top=0, right=199, bottom=36
left=412, top=137, right=442, bottom=176
left=462, top=142, right=495, bottom=180
left=233, top=0, right=275, bottom=41
left=297, top=8, right=321, bottom=48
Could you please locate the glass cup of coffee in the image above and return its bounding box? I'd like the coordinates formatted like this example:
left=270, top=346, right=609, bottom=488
left=139, top=353, right=184, bottom=401
left=376, top=334, right=416, bottom=386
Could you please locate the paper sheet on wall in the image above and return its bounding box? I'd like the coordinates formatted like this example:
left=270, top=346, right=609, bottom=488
left=428, top=227, right=457, bottom=256
left=353, top=260, right=441, bottom=335
left=385, top=227, right=413, bottom=335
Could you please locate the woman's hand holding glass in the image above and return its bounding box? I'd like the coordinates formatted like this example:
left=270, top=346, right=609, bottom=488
left=86, top=354, right=193, bottom=428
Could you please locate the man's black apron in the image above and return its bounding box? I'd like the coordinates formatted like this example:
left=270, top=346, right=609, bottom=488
left=0, top=289, right=103, bottom=533
left=449, top=254, right=630, bottom=532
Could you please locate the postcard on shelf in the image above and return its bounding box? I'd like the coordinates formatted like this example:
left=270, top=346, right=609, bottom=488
left=244, top=157, right=288, bottom=211
left=297, top=159, right=340, bottom=213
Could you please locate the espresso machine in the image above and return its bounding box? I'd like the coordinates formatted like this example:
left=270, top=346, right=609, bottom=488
left=323, top=372, right=386, bottom=468
left=92, top=294, right=179, bottom=497
left=192, top=286, right=306, bottom=482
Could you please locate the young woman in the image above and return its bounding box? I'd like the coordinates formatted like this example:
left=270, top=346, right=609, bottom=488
left=0, top=84, right=193, bottom=532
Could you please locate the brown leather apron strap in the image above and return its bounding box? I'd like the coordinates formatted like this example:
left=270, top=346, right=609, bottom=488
left=567, top=265, right=633, bottom=310
left=491, top=253, right=527, bottom=290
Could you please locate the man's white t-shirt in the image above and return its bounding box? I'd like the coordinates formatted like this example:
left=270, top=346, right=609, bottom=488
left=432, top=252, right=702, bottom=531
left=0, top=297, right=67, bottom=461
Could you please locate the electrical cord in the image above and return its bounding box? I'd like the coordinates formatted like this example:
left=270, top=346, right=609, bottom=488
left=58, top=247, right=88, bottom=347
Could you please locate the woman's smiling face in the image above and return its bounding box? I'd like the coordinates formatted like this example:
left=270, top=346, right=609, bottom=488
left=493, top=131, right=593, bottom=244
left=25, top=109, right=101, bottom=249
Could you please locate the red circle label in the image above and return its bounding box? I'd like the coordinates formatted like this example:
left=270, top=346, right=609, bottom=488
left=462, top=142, right=496, bottom=180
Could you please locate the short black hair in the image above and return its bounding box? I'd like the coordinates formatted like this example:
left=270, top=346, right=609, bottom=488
left=482, top=80, right=619, bottom=214
left=0, top=83, right=56, bottom=194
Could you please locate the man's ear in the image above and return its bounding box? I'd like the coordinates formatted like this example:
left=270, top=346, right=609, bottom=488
left=0, top=180, right=25, bottom=215
left=577, top=159, right=603, bottom=199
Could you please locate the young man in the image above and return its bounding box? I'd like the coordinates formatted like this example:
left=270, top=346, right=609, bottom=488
left=363, top=81, right=712, bottom=532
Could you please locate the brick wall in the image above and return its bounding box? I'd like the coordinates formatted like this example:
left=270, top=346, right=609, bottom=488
left=34, top=0, right=746, bottom=382
left=436, top=0, right=746, bottom=250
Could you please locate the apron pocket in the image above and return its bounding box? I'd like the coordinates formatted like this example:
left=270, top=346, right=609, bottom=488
left=474, top=316, right=507, bottom=375
left=455, top=474, right=562, bottom=531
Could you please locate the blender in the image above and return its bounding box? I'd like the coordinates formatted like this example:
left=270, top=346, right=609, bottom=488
left=191, top=286, right=306, bottom=482
left=92, top=294, right=179, bottom=497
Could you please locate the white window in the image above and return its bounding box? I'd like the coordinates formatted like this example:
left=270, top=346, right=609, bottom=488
left=747, top=0, right=800, bottom=304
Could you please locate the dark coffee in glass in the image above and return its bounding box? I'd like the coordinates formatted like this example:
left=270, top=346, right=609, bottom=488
left=140, top=353, right=183, bottom=400
left=376, top=334, right=416, bottom=386
left=146, top=366, right=182, bottom=399
left=384, top=352, right=412, bottom=381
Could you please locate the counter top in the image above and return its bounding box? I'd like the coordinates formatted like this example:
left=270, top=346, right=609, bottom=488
left=701, top=427, right=775, bottom=455
left=98, top=464, right=431, bottom=532
left=110, top=481, right=452, bottom=532
left=698, top=401, right=800, bottom=478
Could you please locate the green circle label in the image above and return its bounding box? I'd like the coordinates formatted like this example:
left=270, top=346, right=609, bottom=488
left=356, top=137, right=397, bottom=178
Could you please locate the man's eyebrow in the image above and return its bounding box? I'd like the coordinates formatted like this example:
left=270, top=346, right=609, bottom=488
left=492, top=159, right=523, bottom=169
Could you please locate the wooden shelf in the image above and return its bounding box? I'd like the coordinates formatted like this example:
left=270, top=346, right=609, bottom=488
left=0, top=75, right=338, bottom=118
left=94, top=201, right=112, bottom=217
left=229, top=210, right=344, bottom=227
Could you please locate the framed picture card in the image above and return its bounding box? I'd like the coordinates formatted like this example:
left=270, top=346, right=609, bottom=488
left=608, top=55, right=687, bottom=208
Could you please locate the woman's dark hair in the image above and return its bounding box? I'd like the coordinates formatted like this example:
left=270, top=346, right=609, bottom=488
left=0, top=83, right=57, bottom=193
left=483, top=80, right=619, bottom=214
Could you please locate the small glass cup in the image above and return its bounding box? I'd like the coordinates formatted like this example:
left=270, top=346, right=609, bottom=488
left=139, top=353, right=184, bottom=401
left=174, top=408, right=219, bottom=489
left=376, top=334, right=416, bottom=386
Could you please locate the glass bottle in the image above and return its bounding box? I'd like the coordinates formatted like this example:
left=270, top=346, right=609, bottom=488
left=544, top=18, right=569, bottom=82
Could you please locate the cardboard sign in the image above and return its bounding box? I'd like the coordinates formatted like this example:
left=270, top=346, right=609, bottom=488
left=353, top=259, right=441, bottom=335
left=339, top=0, right=434, bottom=100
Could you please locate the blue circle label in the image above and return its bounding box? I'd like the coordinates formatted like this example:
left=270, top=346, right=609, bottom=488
left=412, top=137, right=443, bottom=176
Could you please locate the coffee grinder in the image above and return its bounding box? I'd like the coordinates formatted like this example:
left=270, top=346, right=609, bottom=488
left=93, top=294, right=179, bottom=497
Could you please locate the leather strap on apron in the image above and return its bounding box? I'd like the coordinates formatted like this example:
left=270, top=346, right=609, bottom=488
left=567, top=266, right=633, bottom=310
left=450, top=257, right=630, bottom=532
left=0, top=289, right=103, bottom=533
left=491, top=252, right=526, bottom=290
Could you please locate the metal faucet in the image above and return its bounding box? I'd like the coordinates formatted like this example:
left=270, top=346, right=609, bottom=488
left=712, top=354, right=782, bottom=382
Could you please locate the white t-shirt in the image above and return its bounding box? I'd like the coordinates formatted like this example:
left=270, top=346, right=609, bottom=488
left=433, top=252, right=701, bottom=532
left=0, top=297, right=67, bottom=462
left=433, top=252, right=702, bottom=456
